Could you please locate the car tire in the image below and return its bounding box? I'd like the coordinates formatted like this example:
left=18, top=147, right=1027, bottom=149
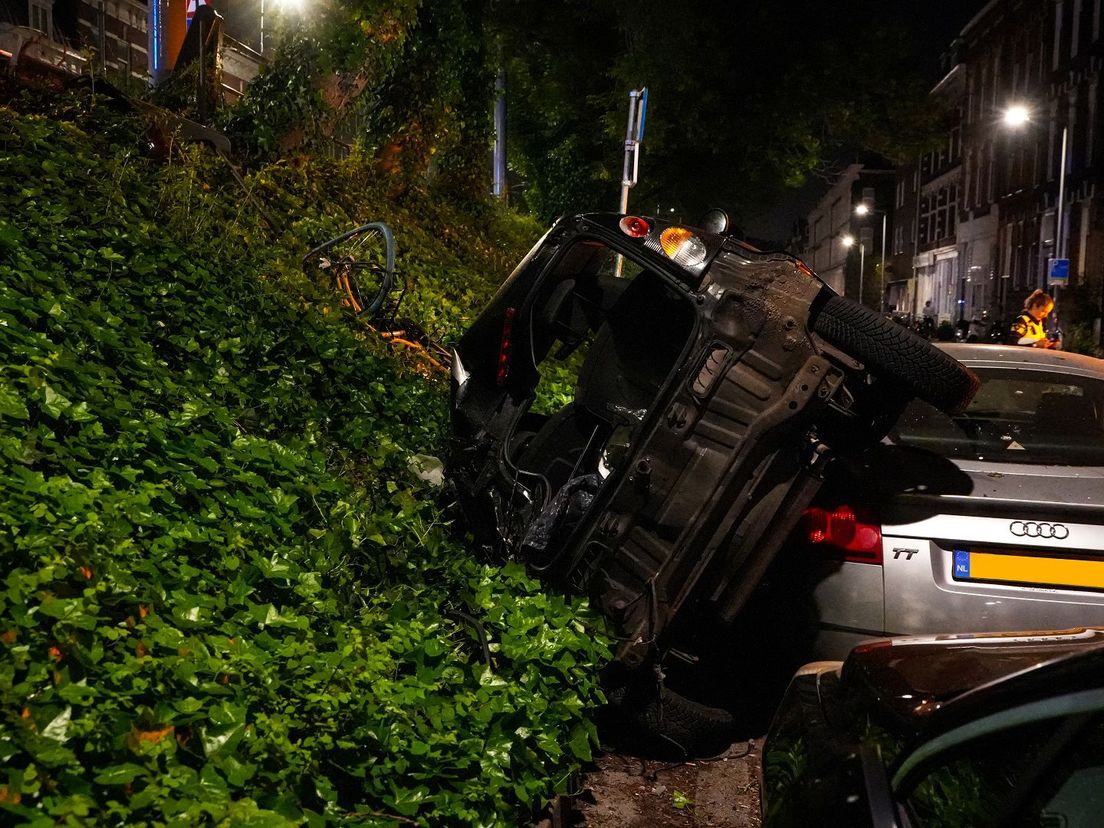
left=600, top=671, right=735, bottom=759
left=811, top=294, right=980, bottom=414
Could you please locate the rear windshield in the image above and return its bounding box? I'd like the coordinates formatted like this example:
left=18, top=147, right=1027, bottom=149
left=889, top=367, right=1104, bottom=466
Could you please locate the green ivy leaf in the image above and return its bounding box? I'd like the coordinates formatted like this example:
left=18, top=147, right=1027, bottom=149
left=41, top=707, right=72, bottom=743
left=94, top=764, right=147, bottom=785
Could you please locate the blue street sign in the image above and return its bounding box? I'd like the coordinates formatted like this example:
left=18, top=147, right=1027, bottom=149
left=1048, top=258, right=1070, bottom=283
left=636, top=87, right=648, bottom=142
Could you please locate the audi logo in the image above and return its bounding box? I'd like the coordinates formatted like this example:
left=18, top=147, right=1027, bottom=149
left=1010, top=521, right=1070, bottom=540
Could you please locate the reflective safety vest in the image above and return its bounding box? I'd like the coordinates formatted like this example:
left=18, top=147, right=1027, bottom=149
left=1009, top=311, right=1046, bottom=346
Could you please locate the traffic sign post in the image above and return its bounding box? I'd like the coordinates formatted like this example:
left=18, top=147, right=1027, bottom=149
left=615, top=87, right=647, bottom=277
left=1048, top=257, right=1070, bottom=285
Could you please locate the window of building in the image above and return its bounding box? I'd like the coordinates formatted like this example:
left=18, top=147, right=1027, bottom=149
left=992, top=48, right=1002, bottom=106
left=1073, top=0, right=1083, bottom=59
left=993, top=142, right=1002, bottom=202
left=28, top=0, right=52, bottom=36
left=1055, top=0, right=1066, bottom=71
left=973, top=148, right=983, bottom=208
left=980, top=63, right=989, bottom=120
left=1089, top=83, right=1097, bottom=166
left=950, top=112, right=962, bottom=163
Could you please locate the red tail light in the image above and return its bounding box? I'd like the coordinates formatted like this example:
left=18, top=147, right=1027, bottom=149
left=496, top=307, right=517, bottom=387
left=619, top=215, right=650, bottom=238
left=803, top=505, right=882, bottom=564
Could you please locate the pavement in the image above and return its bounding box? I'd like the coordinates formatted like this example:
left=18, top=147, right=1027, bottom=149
left=574, top=740, right=763, bottom=827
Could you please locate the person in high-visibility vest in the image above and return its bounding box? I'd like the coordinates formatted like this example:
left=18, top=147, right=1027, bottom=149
left=1010, top=289, right=1060, bottom=349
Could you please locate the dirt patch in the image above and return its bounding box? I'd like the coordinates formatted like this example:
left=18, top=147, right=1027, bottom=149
left=574, top=740, right=762, bottom=828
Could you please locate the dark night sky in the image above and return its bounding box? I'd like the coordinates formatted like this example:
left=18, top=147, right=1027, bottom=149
left=741, top=0, right=990, bottom=243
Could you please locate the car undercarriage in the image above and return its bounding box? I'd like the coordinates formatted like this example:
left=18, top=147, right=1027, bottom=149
left=449, top=213, right=979, bottom=682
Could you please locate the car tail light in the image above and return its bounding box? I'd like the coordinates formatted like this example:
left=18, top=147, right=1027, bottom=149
left=619, top=215, right=651, bottom=238
left=803, top=505, right=882, bottom=564
left=658, top=226, right=708, bottom=267
left=496, top=307, right=516, bottom=387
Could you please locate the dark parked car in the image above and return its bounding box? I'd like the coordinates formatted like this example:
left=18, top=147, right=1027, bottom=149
left=447, top=213, right=977, bottom=680
left=762, top=627, right=1104, bottom=827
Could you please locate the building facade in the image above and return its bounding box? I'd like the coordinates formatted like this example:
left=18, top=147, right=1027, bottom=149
left=914, top=60, right=966, bottom=324
left=803, top=161, right=895, bottom=305
left=831, top=0, right=1104, bottom=335
left=892, top=0, right=1104, bottom=336
left=1, top=0, right=260, bottom=103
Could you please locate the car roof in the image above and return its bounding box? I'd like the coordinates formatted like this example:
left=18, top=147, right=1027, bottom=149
left=937, top=343, right=1104, bottom=376
left=841, top=627, right=1104, bottom=743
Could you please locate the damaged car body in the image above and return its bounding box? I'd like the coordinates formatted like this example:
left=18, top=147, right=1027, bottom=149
left=448, top=213, right=979, bottom=674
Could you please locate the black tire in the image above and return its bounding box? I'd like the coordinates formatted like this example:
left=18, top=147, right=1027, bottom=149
left=811, top=294, right=980, bottom=414
left=600, top=673, right=735, bottom=759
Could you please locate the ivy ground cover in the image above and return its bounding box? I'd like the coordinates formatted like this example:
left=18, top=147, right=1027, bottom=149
left=0, top=97, right=609, bottom=825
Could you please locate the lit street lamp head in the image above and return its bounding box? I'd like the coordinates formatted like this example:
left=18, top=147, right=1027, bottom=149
left=854, top=203, right=870, bottom=217
left=841, top=234, right=855, bottom=248
left=1003, top=104, right=1031, bottom=128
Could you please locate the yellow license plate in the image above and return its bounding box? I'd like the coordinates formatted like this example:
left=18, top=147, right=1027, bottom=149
left=954, top=549, right=1104, bottom=591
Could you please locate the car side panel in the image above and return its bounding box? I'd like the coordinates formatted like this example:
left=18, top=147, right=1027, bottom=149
left=811, top=560, right=885, bottom=634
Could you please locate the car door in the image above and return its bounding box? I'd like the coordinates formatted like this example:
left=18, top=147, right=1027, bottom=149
left=888, top=691, right=1104, bottom=827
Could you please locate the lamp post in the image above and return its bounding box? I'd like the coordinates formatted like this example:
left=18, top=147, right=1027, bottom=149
left=855, top=202, right=887, bottom=312
left=1003, top=104, right=1068, bottom=314
left=261, top=0, right=302, bottom=54
left=842, top=234, right=865, bottom=304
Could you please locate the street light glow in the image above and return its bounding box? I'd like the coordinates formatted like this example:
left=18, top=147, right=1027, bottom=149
left=854, top=203, right=870, bottom=216
left=841, top=234, right=855, bottom=248
left=1003, top=104, right=1031, bottom=128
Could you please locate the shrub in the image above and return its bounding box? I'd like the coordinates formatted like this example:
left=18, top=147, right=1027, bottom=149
left=0, top=96, right=608, bottom=825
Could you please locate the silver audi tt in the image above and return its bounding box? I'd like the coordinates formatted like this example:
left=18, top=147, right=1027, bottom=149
left=799, top=343, right=1104, bottom=658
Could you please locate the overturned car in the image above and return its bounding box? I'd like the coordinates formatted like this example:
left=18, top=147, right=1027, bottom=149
left=448, top=213, right=978, bottom=675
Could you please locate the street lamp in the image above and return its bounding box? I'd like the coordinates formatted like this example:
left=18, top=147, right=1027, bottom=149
left=261, top=0, right=302, bottom=53
left=855, top=202, right=887, bottom=312
left=841, top=234, right=865, bottom=304
left=1003, top=104, right=1068, bottom=296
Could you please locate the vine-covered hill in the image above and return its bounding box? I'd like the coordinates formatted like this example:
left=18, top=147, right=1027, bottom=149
left=0, top=92, right=609, bottom=825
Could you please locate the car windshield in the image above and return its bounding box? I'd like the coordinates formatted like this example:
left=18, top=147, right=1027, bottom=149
left=888, top=366, right=1104, bottom=466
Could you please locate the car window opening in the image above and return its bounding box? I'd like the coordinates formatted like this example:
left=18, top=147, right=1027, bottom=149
left=508, top=239, right=695, bottom=562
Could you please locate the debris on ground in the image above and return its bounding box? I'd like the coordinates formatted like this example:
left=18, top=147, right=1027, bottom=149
left=575, top=741, right=763, bottom=827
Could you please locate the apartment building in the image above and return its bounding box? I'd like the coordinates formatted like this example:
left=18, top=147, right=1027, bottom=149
left=1, top=0, right=260, bottom=103
left=802, top=161, right=895, bottom=303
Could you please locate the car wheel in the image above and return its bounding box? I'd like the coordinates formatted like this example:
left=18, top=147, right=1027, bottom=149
left=600, top=669, right=736, bottom=759
left=811, top=294, right=980, bottom=414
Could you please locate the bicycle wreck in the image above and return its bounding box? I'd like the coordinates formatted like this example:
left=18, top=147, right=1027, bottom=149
left=446, top=212, right=979, bottom=754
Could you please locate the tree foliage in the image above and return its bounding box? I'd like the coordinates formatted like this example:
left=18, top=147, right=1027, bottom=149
left=493, top=0, right=955, bottom=224
left=220, top=0, right=954, bottom=224
left=490, top=0, right=624, bottom=218
left=222, top=1, right=421, bottom=162
left=222, top=0, right=494, bottom=202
